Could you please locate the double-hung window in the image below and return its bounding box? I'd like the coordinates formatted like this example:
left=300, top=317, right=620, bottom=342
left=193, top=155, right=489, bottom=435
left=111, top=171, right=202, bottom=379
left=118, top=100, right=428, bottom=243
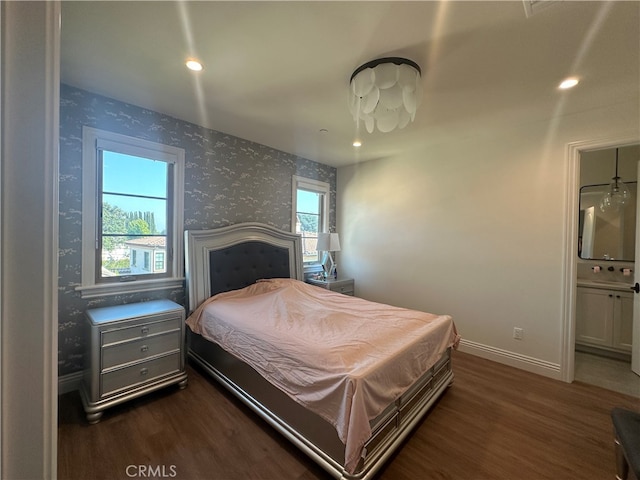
left=79, top=127, right=184, bottom=297
left=292, top=176, right=330, bottom=266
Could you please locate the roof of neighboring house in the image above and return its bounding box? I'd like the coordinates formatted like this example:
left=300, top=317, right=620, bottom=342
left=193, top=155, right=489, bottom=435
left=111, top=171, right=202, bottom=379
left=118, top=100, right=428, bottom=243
left=124, top=237, right=166, bottom=248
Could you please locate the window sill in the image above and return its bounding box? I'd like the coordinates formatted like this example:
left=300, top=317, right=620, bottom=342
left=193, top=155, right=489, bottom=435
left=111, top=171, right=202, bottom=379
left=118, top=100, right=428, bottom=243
left=75, top=277, right=184, bottom=299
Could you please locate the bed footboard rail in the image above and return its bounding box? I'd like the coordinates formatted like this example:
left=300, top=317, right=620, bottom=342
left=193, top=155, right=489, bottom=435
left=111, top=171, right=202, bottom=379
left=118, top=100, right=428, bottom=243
left=188, top=333, right=453, bottom=480
left=353, top=349, right=453, bottom=479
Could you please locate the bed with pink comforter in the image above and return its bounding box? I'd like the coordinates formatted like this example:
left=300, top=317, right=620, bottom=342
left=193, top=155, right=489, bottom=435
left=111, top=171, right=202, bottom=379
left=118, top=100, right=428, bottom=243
left=186, top=277, right=459, bottom=473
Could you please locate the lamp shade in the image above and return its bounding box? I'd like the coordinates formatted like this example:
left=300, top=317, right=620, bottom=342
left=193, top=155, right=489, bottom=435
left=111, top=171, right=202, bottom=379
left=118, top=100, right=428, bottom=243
left=317, top=232, right=341, bottom=252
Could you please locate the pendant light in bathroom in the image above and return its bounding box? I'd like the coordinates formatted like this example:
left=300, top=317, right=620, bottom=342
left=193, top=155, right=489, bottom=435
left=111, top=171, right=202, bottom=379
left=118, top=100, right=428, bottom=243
left=599, top=148, right=631, bottom=213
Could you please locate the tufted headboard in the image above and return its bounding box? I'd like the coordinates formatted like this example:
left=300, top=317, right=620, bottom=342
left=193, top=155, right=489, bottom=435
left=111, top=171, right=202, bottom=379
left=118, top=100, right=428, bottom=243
left=184, top=222, right=304, bottom=313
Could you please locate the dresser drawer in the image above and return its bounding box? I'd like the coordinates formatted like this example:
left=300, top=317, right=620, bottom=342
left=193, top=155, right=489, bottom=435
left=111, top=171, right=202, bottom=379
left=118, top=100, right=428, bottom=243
left=333, top=284, right=354, bottom=295
left=102, top=331, right=181, bottom=370
left=101, top=352, right=181, bottom=398
left=101, top=316, right=181, bottom=346
left=307, top=277, right=355, bottom=296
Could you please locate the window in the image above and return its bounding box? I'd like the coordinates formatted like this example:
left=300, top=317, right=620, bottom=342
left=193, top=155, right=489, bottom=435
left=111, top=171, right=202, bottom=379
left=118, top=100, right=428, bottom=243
left=99, top=150, right=170, bottom=280
left=79, top=127, right=184, bottom=298
left=292, top=176, right=330, bottom=265
left=155, top=252, right=165, bottom=272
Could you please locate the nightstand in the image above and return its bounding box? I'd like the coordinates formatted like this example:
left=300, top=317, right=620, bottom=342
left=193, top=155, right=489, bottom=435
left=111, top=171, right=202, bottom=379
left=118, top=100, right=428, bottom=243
left=80, top=299, right=188, bottom=424
left=306, top=277, right=355, bottom=296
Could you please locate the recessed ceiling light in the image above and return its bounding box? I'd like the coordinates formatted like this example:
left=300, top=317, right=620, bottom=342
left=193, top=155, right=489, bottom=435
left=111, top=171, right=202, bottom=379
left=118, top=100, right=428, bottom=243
left=353, top=140, right=362, bottom=147
left=559, top=77, right=579, bottom=90
left=186, top=59, right=203, bottom=71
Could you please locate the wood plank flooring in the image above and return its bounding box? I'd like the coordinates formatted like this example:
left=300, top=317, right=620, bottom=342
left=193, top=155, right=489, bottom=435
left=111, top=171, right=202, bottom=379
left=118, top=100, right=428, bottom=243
left=58, top=351, right=640, bottom=480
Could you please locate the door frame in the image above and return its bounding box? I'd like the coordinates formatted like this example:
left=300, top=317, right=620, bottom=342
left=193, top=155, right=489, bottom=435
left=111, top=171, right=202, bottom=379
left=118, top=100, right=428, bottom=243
left=1, top=2, right=60, bottom=477
left=562, top=135, right=640, bottom=382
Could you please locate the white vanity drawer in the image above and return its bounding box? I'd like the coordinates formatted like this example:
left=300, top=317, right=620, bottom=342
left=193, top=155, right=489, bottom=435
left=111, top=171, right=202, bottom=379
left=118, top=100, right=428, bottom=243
left=101, top=316, right=181, bottom=346
left=101, top=352, right=181, bottom=398
left=101, top=331, right=181, bottom=370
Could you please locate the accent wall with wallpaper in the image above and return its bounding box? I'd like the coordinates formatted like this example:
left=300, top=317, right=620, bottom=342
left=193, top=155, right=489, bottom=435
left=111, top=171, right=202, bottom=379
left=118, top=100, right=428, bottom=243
left=58, top=84, right=336, bottom=377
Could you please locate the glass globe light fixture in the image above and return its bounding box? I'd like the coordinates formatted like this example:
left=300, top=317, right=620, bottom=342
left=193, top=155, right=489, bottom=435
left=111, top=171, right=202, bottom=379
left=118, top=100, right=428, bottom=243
left=599, top=148, right=631, bottom=213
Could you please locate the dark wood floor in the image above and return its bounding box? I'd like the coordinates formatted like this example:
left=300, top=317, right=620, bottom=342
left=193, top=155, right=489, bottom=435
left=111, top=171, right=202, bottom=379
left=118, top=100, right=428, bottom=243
left=58, top=351, right=640, bottom=480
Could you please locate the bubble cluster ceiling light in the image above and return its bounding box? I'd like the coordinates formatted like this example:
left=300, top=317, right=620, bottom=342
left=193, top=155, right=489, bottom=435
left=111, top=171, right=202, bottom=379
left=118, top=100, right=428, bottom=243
left=348, top=57, right=422, bottom=134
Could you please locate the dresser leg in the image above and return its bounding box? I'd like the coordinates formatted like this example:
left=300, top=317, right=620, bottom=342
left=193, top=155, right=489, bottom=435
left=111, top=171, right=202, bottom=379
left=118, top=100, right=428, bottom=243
left=178, top=378, right=188, bottom=390
left=86, top=411, right=103, bottom=425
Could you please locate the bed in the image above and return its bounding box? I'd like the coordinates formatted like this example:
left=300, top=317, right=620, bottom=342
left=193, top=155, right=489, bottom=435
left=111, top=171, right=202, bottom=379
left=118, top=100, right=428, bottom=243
left=184, top=222, right=459, bottom=479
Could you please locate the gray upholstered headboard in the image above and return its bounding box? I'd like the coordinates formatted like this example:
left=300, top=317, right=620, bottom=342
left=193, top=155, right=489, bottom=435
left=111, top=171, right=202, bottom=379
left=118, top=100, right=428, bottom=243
left=184, top=222, right=304, bottom=313
left=208, top=241, right=291, bottom=296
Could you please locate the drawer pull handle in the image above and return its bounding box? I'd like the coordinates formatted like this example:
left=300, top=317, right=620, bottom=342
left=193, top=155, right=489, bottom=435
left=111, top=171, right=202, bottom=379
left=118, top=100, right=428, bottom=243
left=140, top=368, right=149, bottom=376
left=140, top=345, right=149, bottom=353
left=141, top=327, right=149, bottom=335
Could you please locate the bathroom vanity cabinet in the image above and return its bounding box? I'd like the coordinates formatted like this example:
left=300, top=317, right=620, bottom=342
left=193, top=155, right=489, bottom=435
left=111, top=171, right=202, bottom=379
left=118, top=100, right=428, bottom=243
left=576, top=285, right=633, bottom=353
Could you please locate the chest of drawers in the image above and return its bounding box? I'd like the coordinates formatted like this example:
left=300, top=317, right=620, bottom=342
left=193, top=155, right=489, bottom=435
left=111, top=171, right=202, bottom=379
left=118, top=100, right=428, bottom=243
left=80, top=299, right=188, bottom=423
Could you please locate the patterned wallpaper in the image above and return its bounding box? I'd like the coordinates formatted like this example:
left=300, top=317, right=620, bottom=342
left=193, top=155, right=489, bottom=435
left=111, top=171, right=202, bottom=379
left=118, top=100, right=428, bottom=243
left=58, top=84, right=336, bottom=376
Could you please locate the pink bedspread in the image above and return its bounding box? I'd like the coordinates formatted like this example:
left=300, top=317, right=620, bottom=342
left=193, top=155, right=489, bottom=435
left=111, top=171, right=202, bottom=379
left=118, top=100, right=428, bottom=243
left=186, top=278, right=459, bottom=473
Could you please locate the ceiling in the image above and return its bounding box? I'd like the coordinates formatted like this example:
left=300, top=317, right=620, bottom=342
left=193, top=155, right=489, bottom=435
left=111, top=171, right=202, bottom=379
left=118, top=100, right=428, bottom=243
left=60, top=1, right=640, bottom=167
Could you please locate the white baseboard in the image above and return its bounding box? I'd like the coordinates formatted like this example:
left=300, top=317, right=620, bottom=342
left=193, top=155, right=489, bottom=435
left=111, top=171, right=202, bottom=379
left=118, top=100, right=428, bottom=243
left=58, top=371, right=83, bottom=395
left=458, top=339, right=562, bottom=380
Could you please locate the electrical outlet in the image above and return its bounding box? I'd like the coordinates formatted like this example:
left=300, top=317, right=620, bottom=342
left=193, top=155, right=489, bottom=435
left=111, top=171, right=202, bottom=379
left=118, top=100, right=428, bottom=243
left=513, top=327, right=524, bottom=340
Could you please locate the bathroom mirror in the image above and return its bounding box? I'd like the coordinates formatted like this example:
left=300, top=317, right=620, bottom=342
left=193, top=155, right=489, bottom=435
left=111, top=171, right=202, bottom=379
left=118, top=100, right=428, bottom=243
left=579, top=182, right=637, bottom=261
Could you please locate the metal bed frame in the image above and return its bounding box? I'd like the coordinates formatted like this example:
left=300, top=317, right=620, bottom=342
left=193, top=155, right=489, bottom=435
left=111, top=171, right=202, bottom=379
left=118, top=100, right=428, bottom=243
left=184, top=222, right=453, bottom=479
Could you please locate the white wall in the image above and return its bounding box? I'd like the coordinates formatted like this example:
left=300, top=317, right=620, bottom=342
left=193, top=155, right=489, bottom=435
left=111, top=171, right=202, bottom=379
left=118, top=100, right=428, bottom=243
left=337, top=102, right=640, bottom=378
left=1, top=2, right=59, bottom=478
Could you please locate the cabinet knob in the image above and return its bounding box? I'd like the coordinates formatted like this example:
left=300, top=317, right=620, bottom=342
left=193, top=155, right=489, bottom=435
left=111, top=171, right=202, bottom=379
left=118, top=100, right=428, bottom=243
left=140, top=326, right=149, bottom=335
left=140, top=368, right=149, bottom=376
left=140, top=345, right=149, bottom=353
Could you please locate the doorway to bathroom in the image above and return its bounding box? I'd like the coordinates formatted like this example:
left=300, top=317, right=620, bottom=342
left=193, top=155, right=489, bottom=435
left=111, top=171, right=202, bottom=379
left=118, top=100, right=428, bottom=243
left=574, top=143, right=640, bottom=398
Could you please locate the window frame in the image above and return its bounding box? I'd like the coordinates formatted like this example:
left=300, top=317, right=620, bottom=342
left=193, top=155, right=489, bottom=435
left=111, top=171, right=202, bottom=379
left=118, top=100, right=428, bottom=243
left=97, top=148, right=173, bottom=283
left=292, top=176, right=330, bottom=271
left=77, top=127, right=184, bottom=298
